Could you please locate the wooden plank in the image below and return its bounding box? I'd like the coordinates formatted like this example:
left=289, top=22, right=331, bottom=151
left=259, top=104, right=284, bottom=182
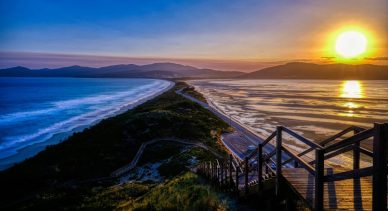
left=282, top=168, right=386, bottom=211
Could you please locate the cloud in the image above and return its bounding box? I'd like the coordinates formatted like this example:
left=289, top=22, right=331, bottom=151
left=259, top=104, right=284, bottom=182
left=365, top=57, right=388, bottom=61
left=321, top=56, right=336, bottom=60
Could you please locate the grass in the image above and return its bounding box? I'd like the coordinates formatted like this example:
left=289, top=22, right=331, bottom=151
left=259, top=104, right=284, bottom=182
left=0, top=81, right=231, bottom=209
left=79, top=183, right=153, bottom=210
left=123, top=171, right=234, bottom=211
left=182, top=86, right=207, bottom=103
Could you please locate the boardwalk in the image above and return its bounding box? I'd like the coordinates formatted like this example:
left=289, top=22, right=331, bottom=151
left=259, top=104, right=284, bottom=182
left=282, top=168, right=376, bottom=210
left=179, top=89, right=388, bottom=210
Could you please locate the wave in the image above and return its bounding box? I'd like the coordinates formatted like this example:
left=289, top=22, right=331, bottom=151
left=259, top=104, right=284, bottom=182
left=0, top=108, right=61, bottom=124
left=0, top=80, right=172, bottom=161
left=0, top=80, right=163, bottom=124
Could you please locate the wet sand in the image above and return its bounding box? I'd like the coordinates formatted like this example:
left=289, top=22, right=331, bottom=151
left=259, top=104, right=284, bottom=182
left=189, top=79, right=385, bottom=169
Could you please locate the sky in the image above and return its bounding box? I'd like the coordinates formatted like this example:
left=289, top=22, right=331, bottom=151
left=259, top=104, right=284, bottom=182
left=0, top=0, right=387, bottom=71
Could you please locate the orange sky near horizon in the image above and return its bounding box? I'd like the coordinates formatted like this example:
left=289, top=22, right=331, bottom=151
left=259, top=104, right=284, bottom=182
left=0, top=0, right=387, bottom=71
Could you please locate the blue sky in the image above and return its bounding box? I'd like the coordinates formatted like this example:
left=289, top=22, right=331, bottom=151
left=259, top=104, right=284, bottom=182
left=0, top=0, right=387, bottom=70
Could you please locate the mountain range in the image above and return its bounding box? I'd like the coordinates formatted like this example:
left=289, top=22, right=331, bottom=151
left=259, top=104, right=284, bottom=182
left=0, top=63, right=243, bottom=79
left=1, top=62, right=387, bottom=79
left=240, top=62, right=388, bottom=80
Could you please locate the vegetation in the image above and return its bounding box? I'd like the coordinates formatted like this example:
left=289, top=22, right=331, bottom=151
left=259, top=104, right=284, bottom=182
left=0, top=81, right=231, bottom=209
left=182, top=85, right=207, bottom=103
left=124, top=172, right=233, bottom=210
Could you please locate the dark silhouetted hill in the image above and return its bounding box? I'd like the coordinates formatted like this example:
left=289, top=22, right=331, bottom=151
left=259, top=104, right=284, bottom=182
left=0, top=62, right=243, bottom=78
left=239, top=62, right=388, bottom=80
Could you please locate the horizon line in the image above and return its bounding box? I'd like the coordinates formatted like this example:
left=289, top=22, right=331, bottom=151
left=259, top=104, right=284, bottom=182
left=0, top=51, right=387, bottom=72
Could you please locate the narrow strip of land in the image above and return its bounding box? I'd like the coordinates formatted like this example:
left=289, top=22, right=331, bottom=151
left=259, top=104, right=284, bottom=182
left=177, top=88, right=283, bottom=162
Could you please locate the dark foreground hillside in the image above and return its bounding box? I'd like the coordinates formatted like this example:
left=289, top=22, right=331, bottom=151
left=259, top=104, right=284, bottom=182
left=0, top=82, right=234, bottom=210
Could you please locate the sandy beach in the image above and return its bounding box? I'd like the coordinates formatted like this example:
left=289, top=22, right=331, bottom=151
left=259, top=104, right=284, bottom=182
left=189, top=80, right=381, bottom=169
left=0, top=80, right=174, bottom=170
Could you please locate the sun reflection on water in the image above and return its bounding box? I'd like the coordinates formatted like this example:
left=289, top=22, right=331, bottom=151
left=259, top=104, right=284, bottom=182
left=340, top=80, right=363, bottom=117
left=340, top=80, right=363, bottom=98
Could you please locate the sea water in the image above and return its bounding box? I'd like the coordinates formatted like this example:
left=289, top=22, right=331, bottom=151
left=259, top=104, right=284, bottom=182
left=0, top=77, right=172, bottom=170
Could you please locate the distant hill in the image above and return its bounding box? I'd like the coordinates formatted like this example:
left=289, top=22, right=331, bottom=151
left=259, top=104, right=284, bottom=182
left=0, top=63, right=244, bottom=79
left=2, top=62, right=388, bottom=79
left=239, top=62, right=388, bottom=80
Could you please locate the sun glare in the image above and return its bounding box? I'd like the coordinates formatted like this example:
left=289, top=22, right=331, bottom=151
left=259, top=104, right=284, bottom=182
left=340, top=80, right=363, bottom=98
left=335, top=31, right=367, bottom=58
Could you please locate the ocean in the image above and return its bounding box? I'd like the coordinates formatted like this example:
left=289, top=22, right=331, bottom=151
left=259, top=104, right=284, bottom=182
left=0, top=77, right=172, bottom=170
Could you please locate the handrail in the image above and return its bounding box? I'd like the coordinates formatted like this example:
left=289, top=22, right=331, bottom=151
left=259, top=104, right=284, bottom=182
left=321, top=126, right=365, bottom=147
left=282, top=127, right=323, bottom=150
left=264, top=162, right=276, bottom=174
left=310, top=145, right=354, bottom=164
left=281, top=146, right=316, bottom=175
left=283, top=126, right=369, bottom=166
left=352, top=125, right=367, bottom=133
left=359, top=147, right=373, bottom=157
left=232, top=158, right=244, bottom=174
left=265, top=149, right=276, bottom=160
left=197, top=122, right=387, bottom=211
left=246, top=131, right=276, bottom=159
left=323, top=128, right=374, bottom=153
left=246, top=150, right=258, bottom=160
left=262, top=131, right=276, bottom=146
left=310, top=144, right=373, bottom=164
left=321, top=126, right=358, bottom=146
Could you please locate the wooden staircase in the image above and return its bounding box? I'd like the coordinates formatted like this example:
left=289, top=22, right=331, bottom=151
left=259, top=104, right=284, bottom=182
left=197, top=123, right=388, bottom=210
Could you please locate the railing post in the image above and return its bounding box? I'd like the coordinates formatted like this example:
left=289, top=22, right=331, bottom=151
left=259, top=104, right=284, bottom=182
left=258, top=144, right=263, bottom=190
left=235, top=166, right=239, bottom=196
left=353, top=129, right=360, bottom=171
left=224, top=164, right=228, bottom=188
left=245, top=157, right=249, bottom=195
left=209, top=162, right=211, bottom=179
left=314, top=149, right=324, bottom=211
left=221, top=162, right=224, bottom=187
left=207, top=163, right=209, bottom=176
left=276, top=126, right=282, bottom=196
left=229, top=155, right=233, bottom=188
left=294, top=160, right=299, bottom=168
left=212, top=162, right=215, bottom=181
left=217, top=161, right=220, bottom=186
left=373, top=123, right=388, bottom=210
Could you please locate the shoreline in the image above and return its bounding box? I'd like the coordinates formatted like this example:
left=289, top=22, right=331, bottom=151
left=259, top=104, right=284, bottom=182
left=0, top=81, right=234, bottom=210
left=186, top=81, right=373, bottom=169
left=0, top=80, right=174, bottom=170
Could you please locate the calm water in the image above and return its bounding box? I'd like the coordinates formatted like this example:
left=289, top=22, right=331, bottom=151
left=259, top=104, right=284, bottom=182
left=0, top=77, right=172, bottom=169
left=191, top=80, right=388, bottom=141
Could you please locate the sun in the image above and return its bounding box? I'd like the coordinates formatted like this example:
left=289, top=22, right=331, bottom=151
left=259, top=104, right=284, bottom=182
left=335, top=31, right=367, bottom=58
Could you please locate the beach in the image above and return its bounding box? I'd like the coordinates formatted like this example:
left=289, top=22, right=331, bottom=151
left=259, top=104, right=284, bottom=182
left=189, top=79, right=388, bottom=168
left=0, top=78, right=174, bottom=170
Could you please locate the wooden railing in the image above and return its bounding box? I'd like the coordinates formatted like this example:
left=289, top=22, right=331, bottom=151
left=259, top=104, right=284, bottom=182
left=197, top=122, right=388, bottom=211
